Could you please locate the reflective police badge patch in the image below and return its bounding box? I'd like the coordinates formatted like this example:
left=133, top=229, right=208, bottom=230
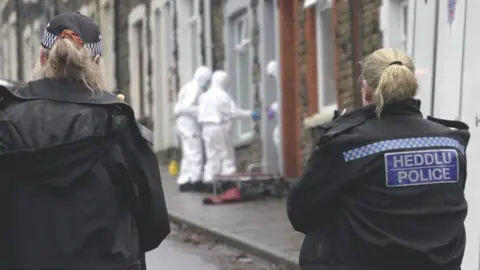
left=385, top=149, right=459, bottom=187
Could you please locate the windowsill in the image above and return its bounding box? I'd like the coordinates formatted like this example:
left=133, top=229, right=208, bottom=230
left=304, top=104, right=337, bottom=129
left=234, top=131, right=255, bottom=148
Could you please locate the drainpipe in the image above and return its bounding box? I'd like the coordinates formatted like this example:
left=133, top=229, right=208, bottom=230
left=348, top=0, right=362, bottom=108
left=113, top=0, right=120, bottom=91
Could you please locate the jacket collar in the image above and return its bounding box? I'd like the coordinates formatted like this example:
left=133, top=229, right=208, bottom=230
left=348, top=98, right=422, bottom=119
left=10, top=78, right=122, bottom=105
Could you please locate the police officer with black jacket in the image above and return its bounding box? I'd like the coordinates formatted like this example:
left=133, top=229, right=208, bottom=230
left=0, top=12, right=169, bottom=269
left=287, top=48, right=469, bottom=270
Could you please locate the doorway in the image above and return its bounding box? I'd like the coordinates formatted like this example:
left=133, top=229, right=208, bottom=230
left=260, top=0, right=280, bottom=174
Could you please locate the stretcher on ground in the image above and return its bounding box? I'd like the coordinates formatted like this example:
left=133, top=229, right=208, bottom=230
left=207, top=164, right=290, bottom=202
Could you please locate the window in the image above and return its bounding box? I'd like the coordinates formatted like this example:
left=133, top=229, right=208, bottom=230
left=232, top=14, right=252, bottom=137
left=99, top=1, right=116, bottom=89
left=128, top=4, right=149, bottom=120
left=316, top=6, right=337, bottom=109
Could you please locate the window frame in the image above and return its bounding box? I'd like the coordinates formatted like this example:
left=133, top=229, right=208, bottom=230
left=128, top=4, right=149, bottom=119
left=8, top=12, right=18, bottom=81
left=22, top=25, right=33, bottom=81
left=187, top=0, right=202, bottom=77
left=380, top=0, right=414, bottom=53
left=315, top=2, right=337, bottom=111
left=231, top=12, right=254, bottom=143
left=99, top=0, right=116, bottom=90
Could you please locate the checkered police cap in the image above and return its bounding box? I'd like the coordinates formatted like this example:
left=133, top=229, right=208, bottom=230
left=41, top=12, right=102, bottom=56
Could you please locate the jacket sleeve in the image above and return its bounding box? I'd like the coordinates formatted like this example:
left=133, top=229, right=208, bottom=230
left=123, top=123, right=170, bottom=252
left=287, top=142, right=354, bottom=234
left=223, top=96, right=252, bottom=119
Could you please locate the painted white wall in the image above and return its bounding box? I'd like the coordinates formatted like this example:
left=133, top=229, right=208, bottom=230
left=409, top=0, right=480, bottom=268
left=407, top=0, right=436, bottom=116
left=459, top=1, right=480, bottom=268
left=432, top=0, right=466, bottom=120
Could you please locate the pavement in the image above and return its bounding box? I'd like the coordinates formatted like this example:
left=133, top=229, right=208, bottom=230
left=160, top=168, right=303, bottom=270
left=147, top=236, right=219, bottom=270
left=146, top=222, right=279, bottom=270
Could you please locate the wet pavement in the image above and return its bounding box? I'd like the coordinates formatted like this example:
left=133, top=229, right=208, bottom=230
left=146, top=222, right=281, bottom=270
left=146, top=236, right=218, bottom=270
left=159, top=168, right=303, bottom=264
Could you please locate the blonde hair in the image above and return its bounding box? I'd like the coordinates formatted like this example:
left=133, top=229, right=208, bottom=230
left=361, top=48, right=418, bottom=115
left=33, top=38, right=107, bottom=92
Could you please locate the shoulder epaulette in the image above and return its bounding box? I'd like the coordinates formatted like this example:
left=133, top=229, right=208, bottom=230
left=427, top=116, right=469, bottom=130
left=317, top=114, right=366, bottom=145
left=137, top=123, right=153, bottom=145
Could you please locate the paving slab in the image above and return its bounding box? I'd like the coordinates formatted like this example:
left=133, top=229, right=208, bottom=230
left=160, top=169, right=303, bottom=269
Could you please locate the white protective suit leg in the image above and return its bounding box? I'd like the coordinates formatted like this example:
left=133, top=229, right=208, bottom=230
left=176, top=121, right=204, bottom=185
left=202, top=124, right=226, bottom=183
left=221, top=122, right=237, bottom=175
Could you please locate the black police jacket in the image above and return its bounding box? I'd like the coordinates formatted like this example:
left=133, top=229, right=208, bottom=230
left=0, top=78, right=170, bottom=269
left=287, top=99, right=469, bottom=270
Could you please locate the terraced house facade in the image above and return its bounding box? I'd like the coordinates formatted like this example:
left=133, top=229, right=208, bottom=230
left=0, top=0, right=411, bottom=178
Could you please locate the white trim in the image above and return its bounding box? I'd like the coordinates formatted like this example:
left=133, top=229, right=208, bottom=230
left=232, top=11, right=255, bottom=147
left=8, top=12, right=17, bottom=81
left=1, top=24, right=8, bottom=78
left=128, top=4, right=149, bottom=119
left=315, top=5, right=337, bottom=110
left=32, top=19, right=41, bottom=67
left=304, top=0, right=317, bottom=9
left=99, top=0, right=116, bottom=89
left=22, top=25, right=33, bottom=81
left=203, top=0, right=213, bottom=68
left=150, top=0, right=178, bottom=151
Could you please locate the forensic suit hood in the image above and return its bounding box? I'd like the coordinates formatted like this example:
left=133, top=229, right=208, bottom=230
left=0, top=78, right=169, bottom=269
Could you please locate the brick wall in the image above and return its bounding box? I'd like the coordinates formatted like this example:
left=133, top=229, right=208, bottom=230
left=334, top=0, right=356, bottom=111
left=360, top=0, right=383, bottom=57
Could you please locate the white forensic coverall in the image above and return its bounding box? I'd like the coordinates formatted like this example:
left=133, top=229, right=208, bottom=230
left=174, top=66, right=212, bottom=185
left=198, top=70, right=253, bottom=183
left=266, top=60, right=281, bottom=159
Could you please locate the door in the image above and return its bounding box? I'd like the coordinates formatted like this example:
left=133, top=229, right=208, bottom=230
left=432, top=0, right=466, bottom=120
left=460, top=0, right=480, bottom=268
left=408, top=0, right=437, bottom=116
left=152, top=3, right=177, bottom=152
left=260, top=0, right=280, bottom=173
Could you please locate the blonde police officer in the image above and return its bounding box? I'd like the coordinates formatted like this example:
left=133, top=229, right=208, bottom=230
left=287, top=48, right=469, bottom=270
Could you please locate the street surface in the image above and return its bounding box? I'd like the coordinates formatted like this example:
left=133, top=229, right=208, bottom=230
left=145, top=222, right=283, bottom=270
left=146, top=236, right=218, bottom=270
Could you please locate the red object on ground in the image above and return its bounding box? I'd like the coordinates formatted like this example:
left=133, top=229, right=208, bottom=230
left=203, top=187, right=243, bottom=205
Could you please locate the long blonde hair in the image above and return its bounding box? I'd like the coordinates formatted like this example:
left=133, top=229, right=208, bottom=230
left=361, top=48, right=418, bottom=115
left=33, top=37, right=107, bottom=92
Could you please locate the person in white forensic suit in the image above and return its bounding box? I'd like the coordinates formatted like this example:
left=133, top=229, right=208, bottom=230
left=266, top=60, right=281, bottom=162
left=174, top=66, right=212, bottom=192
left=198, top=70, right=260, bottom=190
